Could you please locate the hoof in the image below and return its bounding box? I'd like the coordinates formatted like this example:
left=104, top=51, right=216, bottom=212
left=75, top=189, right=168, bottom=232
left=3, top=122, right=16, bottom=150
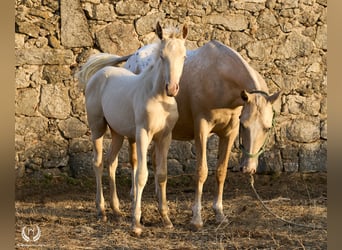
left=162, top=217, right=174, bottom=229
left=132, top=225, right=143, bottom=237
left=190, top=222, right=203, bottom=232
left=97, top=214, right=107, bottom=223
left=164, top=221, right=174, bottom=229
left=215, top=213, right=228, bottom=224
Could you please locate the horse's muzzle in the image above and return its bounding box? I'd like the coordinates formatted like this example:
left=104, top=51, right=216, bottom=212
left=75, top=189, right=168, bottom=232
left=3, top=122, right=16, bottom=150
left=240, top=159, right=258, bottom=174
left=166, top=83, right=179, bottom=97
left=240, top=166, right=256, bottom=174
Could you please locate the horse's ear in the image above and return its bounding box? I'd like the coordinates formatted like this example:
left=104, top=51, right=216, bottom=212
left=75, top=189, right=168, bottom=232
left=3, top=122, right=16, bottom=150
left=182, top=24, right=188, bottom=39
left=156, top=22, right=163, bottom=40
left=267, top=91, right=282, bottom=104
left=241, top=90, right=251, bottom=102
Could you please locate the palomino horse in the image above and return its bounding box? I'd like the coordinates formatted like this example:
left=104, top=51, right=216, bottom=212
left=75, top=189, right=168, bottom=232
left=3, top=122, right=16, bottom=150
left=77, top=22, right=188, bottom=235
left=124, top=40, right=281, bottom=230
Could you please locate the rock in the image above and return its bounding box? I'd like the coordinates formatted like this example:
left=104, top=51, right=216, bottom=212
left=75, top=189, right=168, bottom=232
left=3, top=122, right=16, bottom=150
left=320, top=120, right=327, bottom=140
left=90, top=3, right=116, bottom=21
left=15, top=88, right=40, bottom=116
left=15, top=67, right=32, bottom=88
left=115, top=0, right=150, bottom=16
left=281, top=146, right=299, bottom=172
left=42, top=0, right=59, bottom=11
left=232, top=0, right=266, bottom=12
left=299, top=142, right=327, bottom=172
left=58, top=117, right=88, bottom=139
left=204, top=14, right=249, bottom=31
left=315, top=24, right=327, bottom=50
left=24, top=134, right=69, bottom=169
left=285, top=94, right=321, bottom=116
left=246, top=40, right=272, bottom=60
left=306, top=62, right=321, bottom=73
left=230, top=32, right=253, bottom=50
left=276, top=31, right=314, bottom=59
left=167, top=159, right=184, bottom=175
left=257, top=9, right=278, bottom=27
left=135, top=12, right=166, bottom=36
left=15, top=49, right=74, bottom=65
left=48, top=35, right=61, bottom=49
left=68, top=152, right=93, bottom=178
left=69, top=138, right=92, bottom=153
left=15, top=33, right=25, bottom=48
left=258, top=150, right=283, bottom=173
left=276, top=0, right=299, bottom=9
left=43, top=65, right=71, bottom=84
left=16, top=22, right=40, bottom=38
left=298, top=7, right=320, bottom=27
left=286, top=118, right=320, bottom=143
left=15, top=116, right=48, bottom=137
left=60, top=0, right=93, bottom=48
left=96, top=21, right=140, bottom=54
left=39, top=84, right=71, bottom=119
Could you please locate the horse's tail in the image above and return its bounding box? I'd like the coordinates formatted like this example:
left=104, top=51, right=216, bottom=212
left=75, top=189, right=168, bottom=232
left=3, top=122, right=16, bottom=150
left=76, top=53, right=132, bottom=86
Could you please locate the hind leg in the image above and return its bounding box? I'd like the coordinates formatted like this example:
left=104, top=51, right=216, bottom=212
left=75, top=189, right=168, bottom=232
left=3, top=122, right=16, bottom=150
left=88, top=115, right=108, bottom=221
left=213, top=122, right=239, bottom=223
left=107, top=130, right=124, bottom=218
left=191, top=119, right=210, bottom=230
left=213, top=136, right=230, bottom=223
left=128, top=139, right=137, bottom=201
left=92, top=135, right=107, bottom=222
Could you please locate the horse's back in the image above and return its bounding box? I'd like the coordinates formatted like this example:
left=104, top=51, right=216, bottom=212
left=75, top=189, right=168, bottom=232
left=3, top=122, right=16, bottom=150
left=85, top=66, right=139, bottom=138
left=173, top=41, right=258, bottom=140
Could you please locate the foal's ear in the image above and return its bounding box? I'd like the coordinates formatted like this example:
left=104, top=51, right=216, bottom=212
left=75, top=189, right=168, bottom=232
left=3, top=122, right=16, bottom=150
left=241, top=90, right=251, bottom=102
left=156, top=22, right=163, bottom=40
left=182, top=24, right=188, bottom=39
left=267, top=91, right=282, bottom=104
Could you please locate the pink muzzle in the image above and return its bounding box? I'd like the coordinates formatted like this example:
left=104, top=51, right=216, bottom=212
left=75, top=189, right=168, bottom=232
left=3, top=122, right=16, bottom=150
left=166, top=83, right=179, bottom=97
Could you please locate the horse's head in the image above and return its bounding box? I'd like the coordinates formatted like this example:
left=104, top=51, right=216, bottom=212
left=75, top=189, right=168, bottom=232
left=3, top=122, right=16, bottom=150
left=239, top=90, right=282, bottom=174
left=155, top=22, right=188, bottom=97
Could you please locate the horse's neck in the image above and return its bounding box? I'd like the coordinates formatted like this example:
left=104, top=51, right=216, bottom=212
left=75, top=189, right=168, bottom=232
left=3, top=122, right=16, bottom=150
left=139, top=57, right=167, bottom=99
left=206, top=40, right=268, bottom=93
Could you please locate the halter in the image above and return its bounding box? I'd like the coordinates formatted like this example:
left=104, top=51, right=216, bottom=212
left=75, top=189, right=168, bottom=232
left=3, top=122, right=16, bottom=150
left=239, top=90, right=276, bottom=159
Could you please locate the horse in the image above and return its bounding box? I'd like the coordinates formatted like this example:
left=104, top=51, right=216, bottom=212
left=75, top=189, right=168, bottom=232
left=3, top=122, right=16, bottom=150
left=123, top=40, right=281, bottom=230
left=76, top=22, right=188, bottom=236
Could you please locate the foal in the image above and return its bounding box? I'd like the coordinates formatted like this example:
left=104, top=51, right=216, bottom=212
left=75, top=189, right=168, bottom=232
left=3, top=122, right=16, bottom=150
left=77, top=23, right=188, bottom=235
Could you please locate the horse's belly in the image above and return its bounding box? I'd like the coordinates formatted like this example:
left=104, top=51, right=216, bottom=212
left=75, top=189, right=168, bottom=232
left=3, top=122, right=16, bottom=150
left=102, top=92, right=136, bottom=138
left=172, top=121, right=194, bottom=140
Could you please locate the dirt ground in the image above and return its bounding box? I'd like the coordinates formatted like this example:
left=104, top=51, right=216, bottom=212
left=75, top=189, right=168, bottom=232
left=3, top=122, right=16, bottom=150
left=15, top=170, right=327, bottom=249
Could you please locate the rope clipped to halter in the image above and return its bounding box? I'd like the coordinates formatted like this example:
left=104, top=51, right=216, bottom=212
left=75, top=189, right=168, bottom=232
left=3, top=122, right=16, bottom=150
left=238, top=90, right=276, bottom=158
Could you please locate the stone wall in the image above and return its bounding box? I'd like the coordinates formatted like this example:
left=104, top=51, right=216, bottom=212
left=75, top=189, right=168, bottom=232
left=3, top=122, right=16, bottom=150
left=15, top=0, right=327, bottom=178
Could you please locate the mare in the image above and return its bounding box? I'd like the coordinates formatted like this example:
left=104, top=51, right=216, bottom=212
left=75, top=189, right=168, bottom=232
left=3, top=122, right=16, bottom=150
left=124, top=40, right=282, bottom=230
left=76, top=22, right=188, bottom=235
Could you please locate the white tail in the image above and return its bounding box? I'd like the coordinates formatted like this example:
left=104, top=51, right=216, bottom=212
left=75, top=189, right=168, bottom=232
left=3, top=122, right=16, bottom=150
left=76, top=53, right=132, bottom=86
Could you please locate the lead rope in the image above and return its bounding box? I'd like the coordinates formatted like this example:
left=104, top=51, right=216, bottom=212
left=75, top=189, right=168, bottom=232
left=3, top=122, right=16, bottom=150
left=249, top=174, right=324, bottom=230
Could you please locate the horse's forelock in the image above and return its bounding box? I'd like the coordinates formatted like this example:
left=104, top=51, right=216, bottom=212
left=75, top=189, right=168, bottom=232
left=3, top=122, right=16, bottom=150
left=163, top=26, right=182, bottom=39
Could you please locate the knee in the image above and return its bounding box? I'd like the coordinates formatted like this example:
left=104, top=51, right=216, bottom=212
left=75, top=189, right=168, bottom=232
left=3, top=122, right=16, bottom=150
left=156, top=173, right=167, bottom=184
left=93, top=157, right=103, bottom=169
left=216, top=167, right=227, bottom=180
left=197, top=166, right=208, bottom=183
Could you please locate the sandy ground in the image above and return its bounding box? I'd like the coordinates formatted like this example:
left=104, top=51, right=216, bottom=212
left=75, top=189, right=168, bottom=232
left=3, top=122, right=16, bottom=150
left=15, top=171, right=327, bottom=249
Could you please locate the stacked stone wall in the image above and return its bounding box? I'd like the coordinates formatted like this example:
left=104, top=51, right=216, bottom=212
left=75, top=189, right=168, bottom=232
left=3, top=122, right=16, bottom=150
left=15, top=0, right=327, bottom=178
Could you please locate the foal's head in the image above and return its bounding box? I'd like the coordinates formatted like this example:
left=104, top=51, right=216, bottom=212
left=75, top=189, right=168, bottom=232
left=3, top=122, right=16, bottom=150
left=155, top=22, right=188, bottom=97
left=239, top=90, right=281, bottom=174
